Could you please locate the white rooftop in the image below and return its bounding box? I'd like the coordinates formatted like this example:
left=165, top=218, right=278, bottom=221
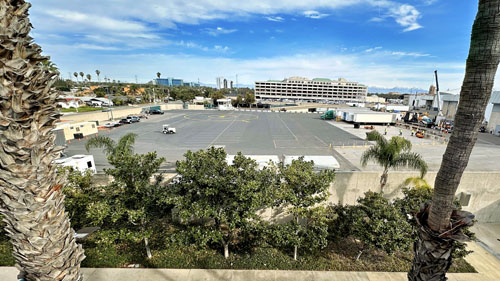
left=226, top=155, right=280, bottom=169
left=283, top=155, right=340, bottom=170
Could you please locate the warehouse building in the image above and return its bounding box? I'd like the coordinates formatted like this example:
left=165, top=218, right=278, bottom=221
left=254, top=77, right=367, bottom=102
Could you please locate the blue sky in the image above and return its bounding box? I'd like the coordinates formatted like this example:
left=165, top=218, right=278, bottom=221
left=28, top=0, right=496, bottom=91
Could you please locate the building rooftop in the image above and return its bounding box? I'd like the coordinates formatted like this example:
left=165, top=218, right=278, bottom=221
left=312, top=78, right=332, bottom=82
left=261, top=77, right=362, bottom=84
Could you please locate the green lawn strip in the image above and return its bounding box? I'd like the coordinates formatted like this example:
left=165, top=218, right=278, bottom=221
left=61, top=107, right=103, bottom=113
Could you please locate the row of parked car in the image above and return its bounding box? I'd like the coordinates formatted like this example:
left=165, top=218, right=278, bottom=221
left=102, top=115, right=143, bottom=128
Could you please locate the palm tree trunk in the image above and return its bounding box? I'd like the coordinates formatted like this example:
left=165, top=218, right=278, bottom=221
left=410, top=1, right=500, bottom=279
left=380, top=168, right=389, bottom=192
left=0, top=1, right=85, bottom=280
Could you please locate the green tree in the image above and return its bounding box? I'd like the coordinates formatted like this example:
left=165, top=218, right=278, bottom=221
left=73, top=71, right=79, bottom=82
left=277, top=157, right=335, bottom=260
left=410, top=2, right=500, bottom=279
left=361, top=130, right=427, bottom=191
left=95, top=70, right=101, bottom=83
left=79, top=71, right=84, bottom=83
left=170, top=86, right=197, bottom=104
left=156, top=72, right=161, bottom=79
left=238, top=88, right=256, bottom=106
left=129, top=84, right=140, bottom=95
left=86, top=73, right=91, bottom=84
left=233, top=94, right=243, bottom=107
left=350, top=192, right=412, bottom=260
left=0, top=1, right=84, bottom=279
left=169, top=148, right=276, bottom=258
left=94, top=87, right=107, bottom=98
left=60, top=168, right=101, bottom=230
left=210, top=89, right=226, bottom=106
left=85, top=133, right=166, bottom=258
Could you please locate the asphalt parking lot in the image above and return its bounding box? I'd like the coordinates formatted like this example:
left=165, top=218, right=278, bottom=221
left=65, top=110, right=364, bottom=172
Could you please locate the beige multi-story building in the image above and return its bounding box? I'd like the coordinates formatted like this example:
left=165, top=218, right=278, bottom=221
left=254, top=77, right=367, bottom=102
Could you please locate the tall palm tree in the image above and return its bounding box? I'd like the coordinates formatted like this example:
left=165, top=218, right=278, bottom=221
left=156, top=72, right=161, bottom=79
left=79, top=72, right=84, bottom=84
left=86, top=74, right=91, bottom=86
left=409, top=1, right=500, bottom=280
left=95, top=70, right=101, bottom=83
left=0, top=1, right=85, bottom=280
left=361, top=131, right=427, bottom=192
left=73, top=72, right=79, bottom=83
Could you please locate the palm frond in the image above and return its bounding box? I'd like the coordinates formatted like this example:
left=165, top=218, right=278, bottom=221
left=403, top=177, right=432, bottom=190
left=361, top=146, right=387, bottom=167
left=116, top=133, right=138, bottom=155
left=393, top=152, right=428, bottom=178
left=85, top=136, right=116, bottom=155
left=390, top=136, right=412, bottom=152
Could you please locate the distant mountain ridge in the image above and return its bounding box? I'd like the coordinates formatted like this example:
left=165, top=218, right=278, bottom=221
left=368, top=87, right=426, bottom=94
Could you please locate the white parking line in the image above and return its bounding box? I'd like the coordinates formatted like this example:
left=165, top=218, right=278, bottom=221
left=277, top=114, right=298, bottom=140
left=207, top=118, right=237, bottom=148
left=314, top=135, right=328, bottom=146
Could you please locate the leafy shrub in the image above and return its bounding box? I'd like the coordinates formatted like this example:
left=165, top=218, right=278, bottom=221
left=350, top=192, right=413, bottom=256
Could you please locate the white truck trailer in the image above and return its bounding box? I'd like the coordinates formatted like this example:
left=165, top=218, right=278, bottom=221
left=352, top=112, right=396, bottom=125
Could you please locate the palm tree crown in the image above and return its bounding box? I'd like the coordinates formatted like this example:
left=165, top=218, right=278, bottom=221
left=85, top=133, right=137, bottom=164
left=361, top=130, right=427, bottom=190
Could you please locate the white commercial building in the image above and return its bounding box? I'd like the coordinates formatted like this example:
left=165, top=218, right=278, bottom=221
left=254, top=77, right=367, bottom=102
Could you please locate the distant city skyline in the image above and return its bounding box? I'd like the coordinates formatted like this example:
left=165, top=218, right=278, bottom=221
left=28, top=1, right=499, bottom=90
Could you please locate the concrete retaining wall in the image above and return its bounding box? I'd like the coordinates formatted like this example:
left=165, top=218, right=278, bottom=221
left=60, top=107, right=144, bottom=123
left=60, top=104, right=202, bottom=124
left=331, top=171, right=500, bottom=223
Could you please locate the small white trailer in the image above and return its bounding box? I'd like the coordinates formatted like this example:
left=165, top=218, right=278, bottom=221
left=54, top=155, right=96, bottom=173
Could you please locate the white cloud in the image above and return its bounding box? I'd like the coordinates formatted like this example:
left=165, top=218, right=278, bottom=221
left=266, top=16, right=284, bottom=22
left=31, top=0, right=421, bottom=33
left=214, top=45, right=230, bottom=53
left=365, top=46, right=382, bottom=52
left=303, top=10, right=329, bottom=19
left=391, top=51, right=430, bottom=57
left=389, top=4, right=422, bottom=32
left=73, top=44, right=121, bottom=51
left=202, top=27, right=238, bottom=36
left=44, top=9, right=147, bottom=32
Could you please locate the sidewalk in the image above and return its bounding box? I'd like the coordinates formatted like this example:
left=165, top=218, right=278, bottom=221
left=0, top=242, right=498, bottom=281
